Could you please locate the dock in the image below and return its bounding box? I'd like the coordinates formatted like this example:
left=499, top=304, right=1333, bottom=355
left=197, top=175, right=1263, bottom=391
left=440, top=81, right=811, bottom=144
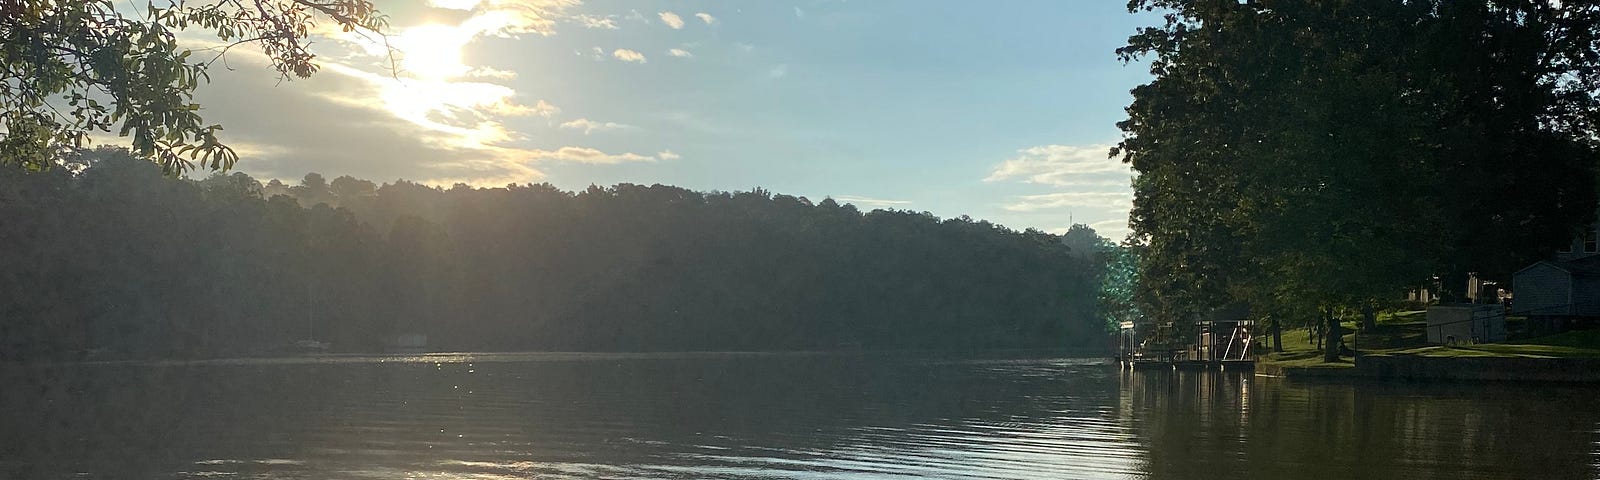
left=1118, top=357, right=1255, bottom=371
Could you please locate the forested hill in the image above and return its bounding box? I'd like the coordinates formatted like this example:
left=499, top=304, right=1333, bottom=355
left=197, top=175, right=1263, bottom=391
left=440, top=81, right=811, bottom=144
left=0, top=150, right=1113, bottom=361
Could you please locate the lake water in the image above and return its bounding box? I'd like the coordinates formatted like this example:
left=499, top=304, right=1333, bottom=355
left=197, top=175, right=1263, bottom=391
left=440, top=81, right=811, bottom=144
left=2, top=352, right=1597, bottom=479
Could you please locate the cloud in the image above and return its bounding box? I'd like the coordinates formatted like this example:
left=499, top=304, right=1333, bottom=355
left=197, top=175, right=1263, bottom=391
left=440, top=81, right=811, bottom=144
left=524, top=99, right=561, bottom=118
left=530, top=146, right=659, bottom=164
left=984, top=144, right=1130, bottom=186
left=184, top=53, right=546, bottom=186
left=467, top=66, right=518, bottom=80
left=167, top=1, right=692, bottom=189
left=987, top=143, right=1136, bottom=240
left=658, top=11, right=685, bottom=29
left=1002, top=192, right=1133, bottom=212
left=1086, top=219, right=1133, bottom=240
left=794, top=6, right=805, bottom=19
left=832, top=195, right=911, bottom=208
left=768, top=64, right=789, bottom=78
left=668, top=48, right=694, bottom=58
left=574, top=14, right=619, bottom=29
left=695, top=12, right=717, bottom=24
left=445, top=0, right=583, bottom=37
left=657, top=150, right=681, bottom=161
left=613, top=48, right=647, bottom=63
left=559, top=118, right=631, bottom=134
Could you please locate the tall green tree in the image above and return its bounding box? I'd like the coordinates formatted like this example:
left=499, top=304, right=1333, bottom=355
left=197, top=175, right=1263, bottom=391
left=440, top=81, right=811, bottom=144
left=1117, top=0, right=1600, bottom=361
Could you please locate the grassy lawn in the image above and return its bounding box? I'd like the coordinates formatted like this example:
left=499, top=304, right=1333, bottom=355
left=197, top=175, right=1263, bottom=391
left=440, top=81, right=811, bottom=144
left=1261, top=311, right=1600, bottom=363
left=1259, top=326, right=1354, bottom=369
left=1514, top=328, right=1600, bottom=349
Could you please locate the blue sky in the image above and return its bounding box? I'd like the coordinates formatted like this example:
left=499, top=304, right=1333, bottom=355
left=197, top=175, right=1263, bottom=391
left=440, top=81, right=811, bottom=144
left=186, top=0, right=1158, bottom=238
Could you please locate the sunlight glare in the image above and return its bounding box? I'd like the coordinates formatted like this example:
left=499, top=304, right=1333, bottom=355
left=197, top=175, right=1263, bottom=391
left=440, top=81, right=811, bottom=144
left=395, top=24, right=473, bottom=80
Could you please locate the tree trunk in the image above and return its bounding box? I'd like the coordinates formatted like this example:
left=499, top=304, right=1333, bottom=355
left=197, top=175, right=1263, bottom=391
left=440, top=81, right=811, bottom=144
left=1361, top=303, right=1377, bottom=331
left=1271, top=318, right=1284, bottom=353
left=1324, top=305, right=1342, bottom=363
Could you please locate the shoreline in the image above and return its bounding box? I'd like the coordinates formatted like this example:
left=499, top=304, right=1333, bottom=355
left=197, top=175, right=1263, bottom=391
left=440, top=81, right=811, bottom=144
left=1256, top=354, right=1600, bottom=383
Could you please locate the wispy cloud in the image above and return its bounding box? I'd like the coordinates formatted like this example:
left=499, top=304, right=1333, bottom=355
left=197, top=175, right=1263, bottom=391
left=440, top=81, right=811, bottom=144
left=1002, top=192, right=1132, bottom=212
left=188, top=50, right=547, bottom=186
left=984, top=144, right=1129, bottom=186
left=522, top=99, right=561, bottom=118
left=794, top=6, right=806, bottom=19
left=426, top=0, right=582, bottom=37
left=987, top=143, right=1135, bottom=240
left=658, top=11, right=685, bottom=29
left=768, top=64, right=789, bottom=78
left=574, top=14, right=619, bottom=30
left=531, top=146, right=660, bottom=164
left=1087, top=219, right=1132, bottom=239
left=695, top=12, right=717, bottom=25
left=559, top=118, right=631, bottom=134
left=467, top=66, right=518, bottom=80
left=833, top=195, right=911, bottom=208
left=613, top=48, right=647, bottom=63
left=174, top=1, right=699, bottom=189
left=668, top=48, right=694, bottom=58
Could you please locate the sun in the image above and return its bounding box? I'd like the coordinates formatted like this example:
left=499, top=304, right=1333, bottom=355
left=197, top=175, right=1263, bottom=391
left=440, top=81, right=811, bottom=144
left=394, top=24, right=473, bottom=80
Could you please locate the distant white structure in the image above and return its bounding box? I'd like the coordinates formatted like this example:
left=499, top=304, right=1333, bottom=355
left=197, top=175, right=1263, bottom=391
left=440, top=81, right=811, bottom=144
left=1426, top=304, right=1506, bottom=344
left=387, top=333, right=428, bottom=354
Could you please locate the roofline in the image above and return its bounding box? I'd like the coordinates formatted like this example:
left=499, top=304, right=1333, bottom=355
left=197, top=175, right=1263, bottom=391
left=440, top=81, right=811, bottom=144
left=1517, top=260, right=1572, bottom=276
left=1515, top=260, right=1600, bottom=277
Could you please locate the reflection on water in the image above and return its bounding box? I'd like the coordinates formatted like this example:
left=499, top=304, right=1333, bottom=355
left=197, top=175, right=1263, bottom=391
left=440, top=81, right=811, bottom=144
left=2, top=353, right=1597, bottom=479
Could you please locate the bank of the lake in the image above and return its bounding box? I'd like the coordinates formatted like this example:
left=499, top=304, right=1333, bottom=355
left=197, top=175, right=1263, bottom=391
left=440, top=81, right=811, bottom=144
left=1256, top=315, right=1600, bottom=383
left=1259, top=352, right=1600, bottom=382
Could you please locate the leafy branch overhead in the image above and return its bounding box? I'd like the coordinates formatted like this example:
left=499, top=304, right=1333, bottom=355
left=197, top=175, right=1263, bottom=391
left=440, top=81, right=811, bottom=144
left=0, top=0, right=388, bottom=173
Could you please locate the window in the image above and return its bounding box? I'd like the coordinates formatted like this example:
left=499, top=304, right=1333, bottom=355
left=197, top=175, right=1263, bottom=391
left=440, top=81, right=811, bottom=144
left=1584, top=227, right=1597, bottom=253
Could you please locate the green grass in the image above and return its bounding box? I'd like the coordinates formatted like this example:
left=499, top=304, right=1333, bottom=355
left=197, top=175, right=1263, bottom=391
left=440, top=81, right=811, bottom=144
left=1377, top=310, right=1426, bottom=325
left=1514, top=329, right=1600, bottom=349
left=1255, top=311, right=1600, bottom=373
left=1257, top=311, right=1600, bottom=368
left=1258, top=327, right=1354, bottom=369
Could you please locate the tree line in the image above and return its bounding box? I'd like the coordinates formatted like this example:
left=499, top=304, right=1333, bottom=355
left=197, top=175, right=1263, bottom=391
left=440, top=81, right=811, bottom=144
left=0, top=148, right=1116, bottom=361
left=1117, top=0, right=1600, bottom=360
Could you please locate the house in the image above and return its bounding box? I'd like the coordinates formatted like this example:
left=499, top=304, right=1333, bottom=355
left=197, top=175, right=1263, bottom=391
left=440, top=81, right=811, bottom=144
left=1509, top=255, right=1600, bottom=320
left=1507, top=217, right=1600, bottom=332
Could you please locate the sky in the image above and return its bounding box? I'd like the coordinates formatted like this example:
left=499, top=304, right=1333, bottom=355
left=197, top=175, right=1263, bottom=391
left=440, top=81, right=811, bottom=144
left=181, top=0, right=1159, bottom=239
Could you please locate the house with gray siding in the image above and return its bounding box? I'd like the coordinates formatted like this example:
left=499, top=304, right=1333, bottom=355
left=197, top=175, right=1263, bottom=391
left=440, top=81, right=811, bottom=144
left=1510, top=255, right=1600, bottom=319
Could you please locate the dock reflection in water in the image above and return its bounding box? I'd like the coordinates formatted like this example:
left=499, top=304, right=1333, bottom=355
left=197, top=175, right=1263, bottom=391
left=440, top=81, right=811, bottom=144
left=2, top=353, right=1596, bottom=479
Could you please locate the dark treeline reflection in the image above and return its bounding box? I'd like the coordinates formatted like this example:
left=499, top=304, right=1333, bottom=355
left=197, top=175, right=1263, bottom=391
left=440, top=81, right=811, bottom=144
left=4, top=356, right=1597, bottom=479
left=0, top=149, right=1107, bottom=361
left=1120, top=370, right=1600, bottom=480
left=0, top=355, right=1137, bottom=479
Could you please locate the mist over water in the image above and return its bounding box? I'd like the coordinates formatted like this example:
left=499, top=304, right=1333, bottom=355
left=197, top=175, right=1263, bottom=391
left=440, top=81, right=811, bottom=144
left=3, top=354, right=1596, bottom=479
